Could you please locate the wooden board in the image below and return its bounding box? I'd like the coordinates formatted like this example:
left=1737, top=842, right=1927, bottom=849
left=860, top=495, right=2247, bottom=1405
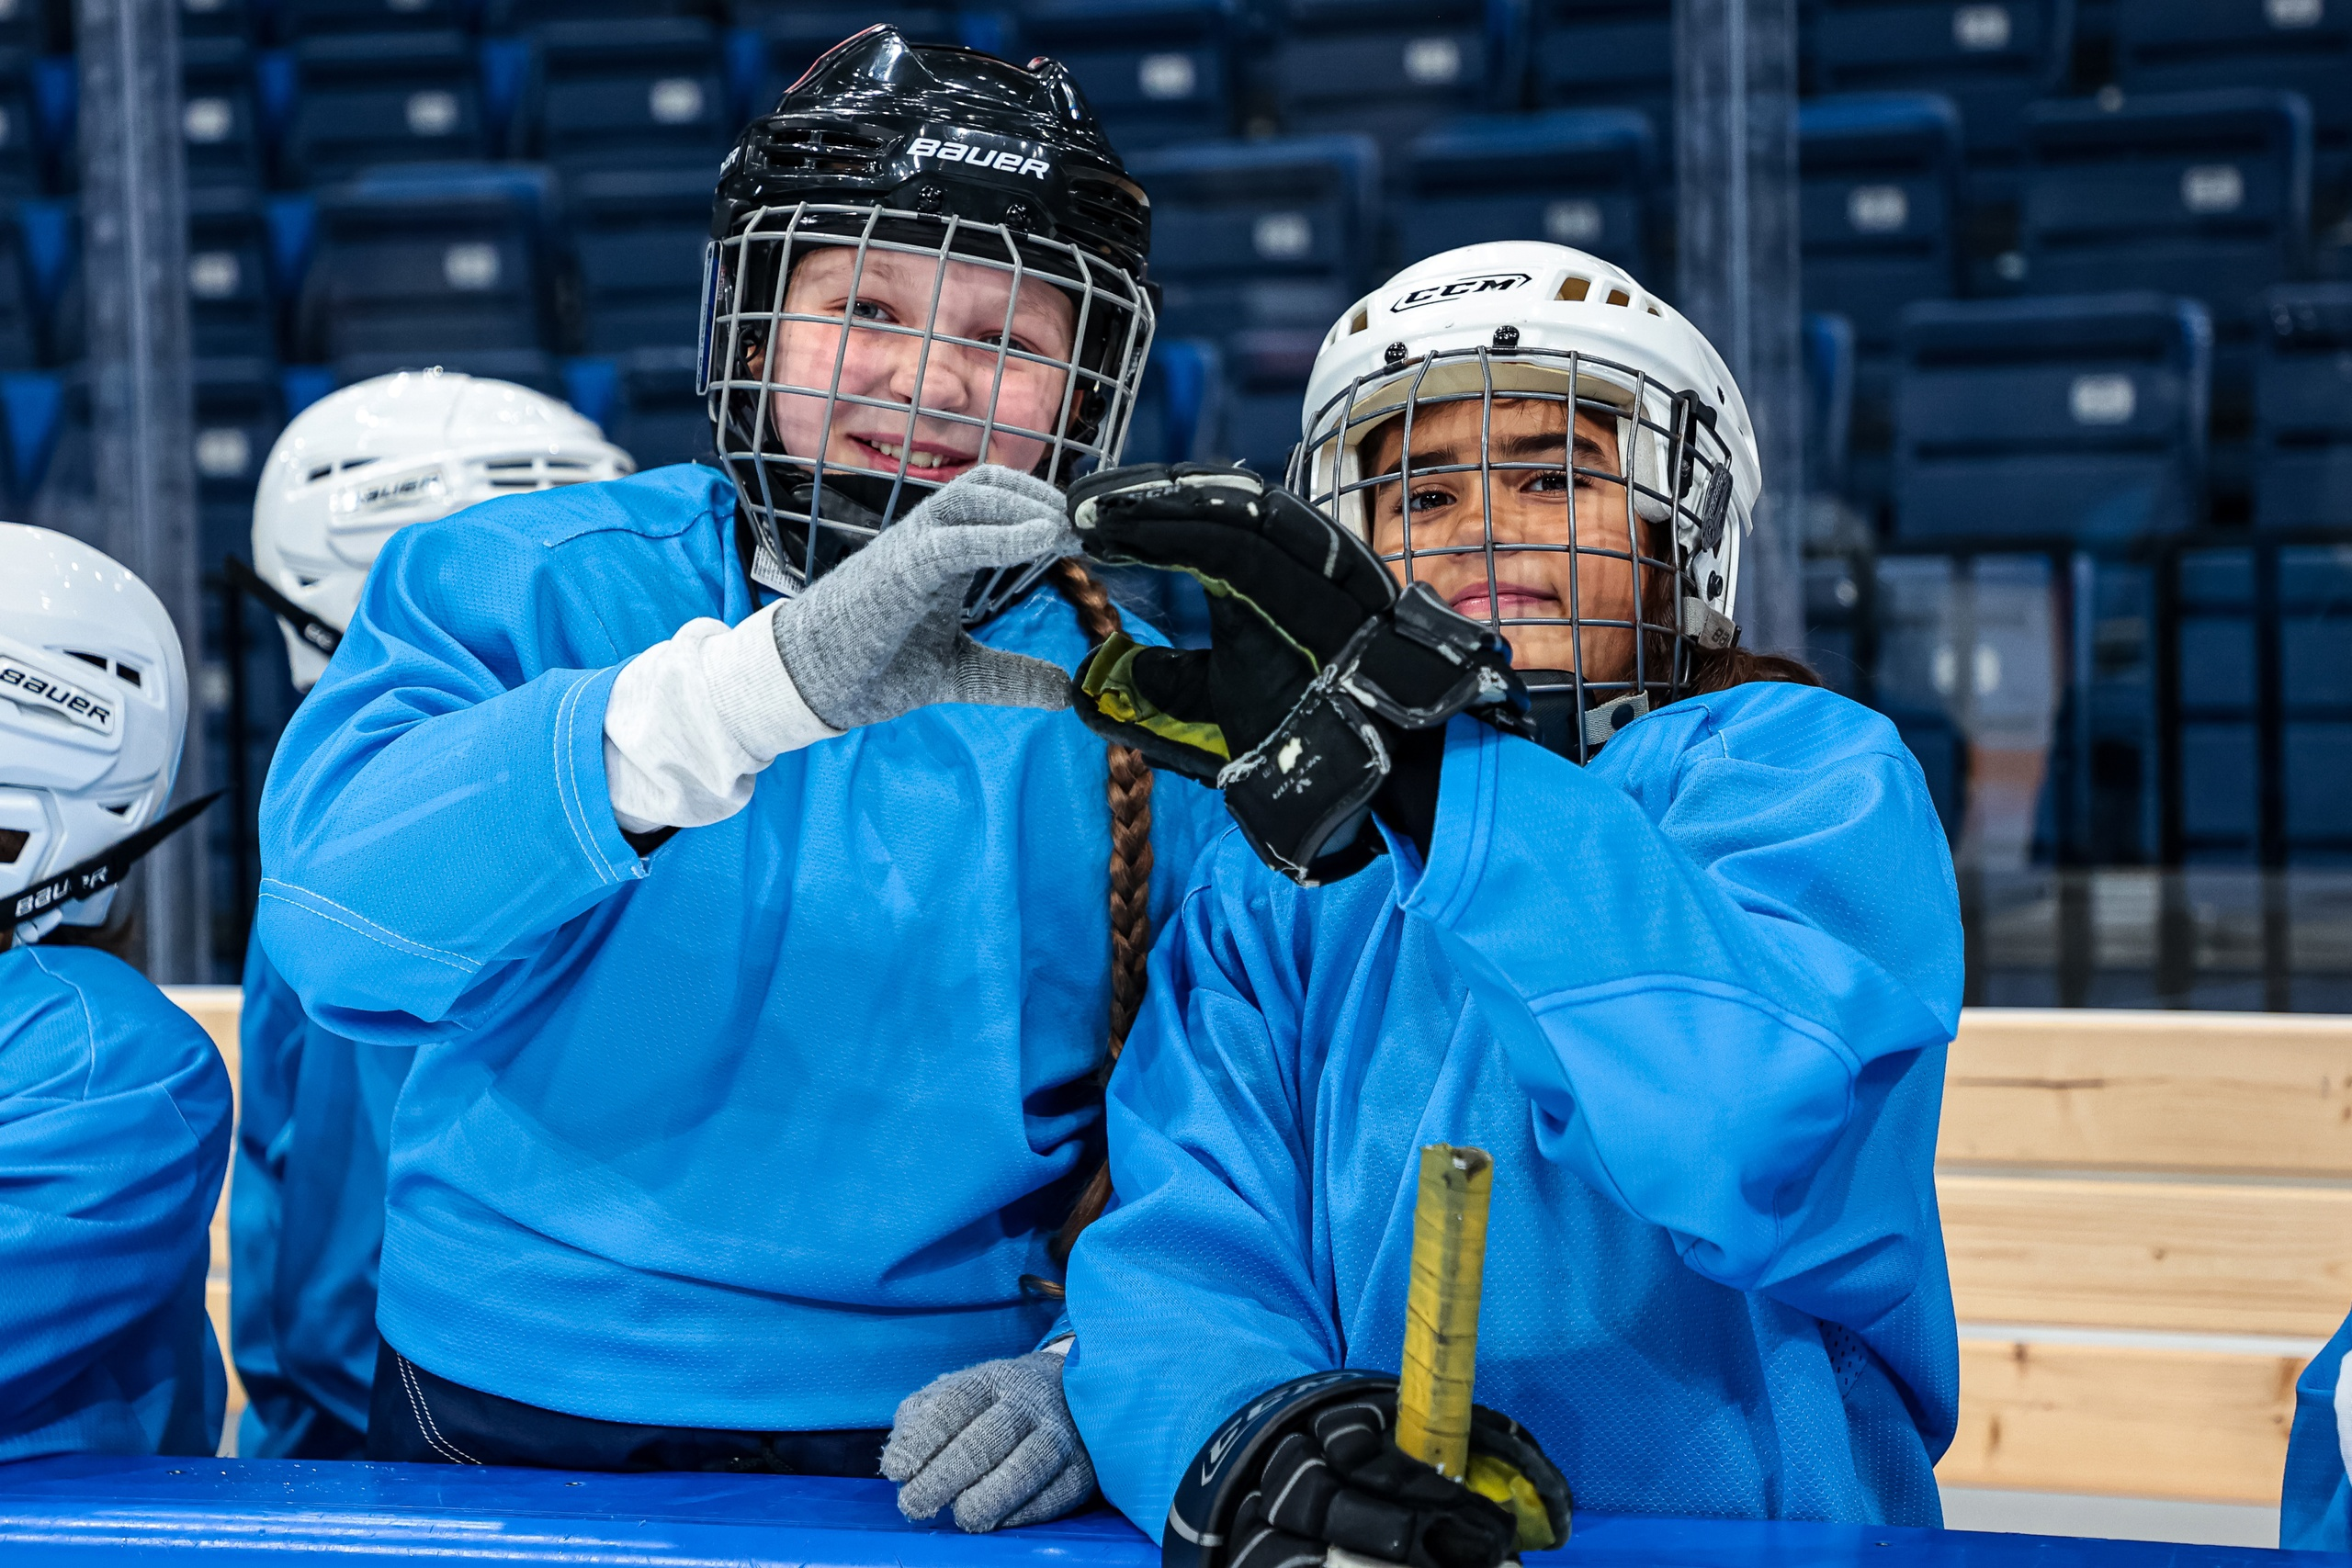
left=1936, top=1337, right=2301, bottom=1505
left=1941, top=1010, right=2352, bottom=1179
left=205, top=1275, right=246, bottom=1457
left=165, top=988, right=243, bottom=1358
left=1940, top=1172, right=2352, bottom=1338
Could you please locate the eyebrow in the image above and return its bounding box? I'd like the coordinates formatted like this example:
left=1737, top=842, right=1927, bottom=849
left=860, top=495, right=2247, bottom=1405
left=1368, top=426, right=1612, bottom=481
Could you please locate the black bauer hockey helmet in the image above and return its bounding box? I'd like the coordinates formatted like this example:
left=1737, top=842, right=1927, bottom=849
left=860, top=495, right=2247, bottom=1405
left=705, top=25, right=1157, bottom=623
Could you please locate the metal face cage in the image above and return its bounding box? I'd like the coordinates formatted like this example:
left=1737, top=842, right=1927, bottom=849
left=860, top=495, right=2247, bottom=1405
left=704, top=201, right=1156, bottom=625
left=1292, top=343, right=1743, bottom=761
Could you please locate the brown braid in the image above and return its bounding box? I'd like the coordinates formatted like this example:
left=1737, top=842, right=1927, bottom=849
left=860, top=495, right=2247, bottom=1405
left=1043, top=558, right=1155, bottom=1279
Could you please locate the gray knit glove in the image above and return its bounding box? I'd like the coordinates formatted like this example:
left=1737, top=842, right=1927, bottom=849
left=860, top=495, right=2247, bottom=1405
left=771, top=465, right=1076, bottom=730
left=882, top=1348, right=1097, bottom=1532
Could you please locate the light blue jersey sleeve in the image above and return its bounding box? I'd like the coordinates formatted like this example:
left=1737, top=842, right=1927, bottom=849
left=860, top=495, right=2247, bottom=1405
left=254, top=469, right=734, bottom=1042
left=0, top=946, right=232, bottom=1459
left=2282, top=1307, right=2352, bottom=1551
left=1068, top=683, right=1962, bottom=1537
left=1395, top=688, right=1962, bottom=1320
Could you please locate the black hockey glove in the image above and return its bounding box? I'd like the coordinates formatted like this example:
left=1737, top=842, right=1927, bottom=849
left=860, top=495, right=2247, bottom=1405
left=1067, top=464, right=1530, bottom=886
left=1168, top=1375, right=1570, bottom=1568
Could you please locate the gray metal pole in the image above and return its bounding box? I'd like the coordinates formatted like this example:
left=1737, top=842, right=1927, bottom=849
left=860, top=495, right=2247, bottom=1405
left=79, top=0, right=207, bottom=982
left=1675, top=0, right=1804, bottom=658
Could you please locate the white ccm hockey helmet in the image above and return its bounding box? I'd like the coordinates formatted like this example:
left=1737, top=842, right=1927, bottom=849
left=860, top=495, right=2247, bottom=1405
left=1292, top=241, right=1760, bottom=758
left=252, top=369, right=635, bottom=689
left=0, top=525, right=189, bottom=943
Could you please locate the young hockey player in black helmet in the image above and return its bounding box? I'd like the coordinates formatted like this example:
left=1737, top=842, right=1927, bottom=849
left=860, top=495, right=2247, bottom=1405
left=254, top=28, right=1219, bottom=1522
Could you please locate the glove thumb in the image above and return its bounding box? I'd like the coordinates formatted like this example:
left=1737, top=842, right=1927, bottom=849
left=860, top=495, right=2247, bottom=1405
left=949, top=638, right=1075, bottom=711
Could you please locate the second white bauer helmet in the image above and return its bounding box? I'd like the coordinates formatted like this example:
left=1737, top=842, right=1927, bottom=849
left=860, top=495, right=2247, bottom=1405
left=1292, top=241, right=1760, bottom=751
left=0, top=524, right=189, bottom=943
left=252, top=369, right=635, bottom=689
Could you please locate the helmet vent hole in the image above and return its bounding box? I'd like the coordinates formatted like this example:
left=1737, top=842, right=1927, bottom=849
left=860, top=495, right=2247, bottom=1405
left=1606, top=288, right=1631, bottom=307
left=1349, top=307, right=1369, bottom=335
left=65, top=649, right=106, bottom=670
left=0, top=828, right=25, bottom=864
left=101, top=803, right=132, bottom=817
left=114, top=662, right=141, bottom=687
left=1555, top=276, right=1590, bottom=302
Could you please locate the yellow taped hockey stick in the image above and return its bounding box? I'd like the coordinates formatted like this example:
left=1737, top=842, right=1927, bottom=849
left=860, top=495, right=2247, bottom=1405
left=1393, top=1143, right=1493, bottom=1482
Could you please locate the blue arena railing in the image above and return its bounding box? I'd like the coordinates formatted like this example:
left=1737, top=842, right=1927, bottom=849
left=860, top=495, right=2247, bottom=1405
left=0, top=1455, right=2344, bottom=1567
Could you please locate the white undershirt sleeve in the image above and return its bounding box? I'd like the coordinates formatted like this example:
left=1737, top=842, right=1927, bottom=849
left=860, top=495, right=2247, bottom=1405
left=603, top=600, right=842, bottom=836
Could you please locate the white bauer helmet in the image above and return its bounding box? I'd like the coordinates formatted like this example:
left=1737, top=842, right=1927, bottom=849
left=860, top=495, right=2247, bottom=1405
left=252, top=369, right=635, bottom=689
left=1291, top=241, right=1760, bottom=759
left=0, top=525, right=189, bottom=944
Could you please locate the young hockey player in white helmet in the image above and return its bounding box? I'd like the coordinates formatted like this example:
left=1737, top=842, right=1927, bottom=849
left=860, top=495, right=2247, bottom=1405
left=1056, top=242, right=1964, bottom=1551
left=254, top=28, right=1219, bottom=1520
left=232, top=370, right=632, bottom=1461
left=0, top=524, right=232, bottom=1459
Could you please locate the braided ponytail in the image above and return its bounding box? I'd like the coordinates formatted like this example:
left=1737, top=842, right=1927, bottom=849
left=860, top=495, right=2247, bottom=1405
left=1045, top=558, right=1154, bottom=1274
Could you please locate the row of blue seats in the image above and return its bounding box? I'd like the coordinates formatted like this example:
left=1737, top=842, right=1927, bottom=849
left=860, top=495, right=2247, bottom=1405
left=1806, top=543, right=2352, bottom=866
left=1821, top=285, right=2352, bottom=540
left=129, top=0, right=2352, bottom=176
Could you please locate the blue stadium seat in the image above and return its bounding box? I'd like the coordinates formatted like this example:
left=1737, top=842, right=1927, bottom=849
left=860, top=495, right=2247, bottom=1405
left=489, top=0, right=713, bottom=25
left=2114, top=1, right=2352, bottom=209
left=278, top=0, right=469, bottom=35
left=520, top=17, right=731, bottom=174
left=0, top=367, right=62, bottom=509
left=1129, top=135, right=1377, bottom=477
left=0, top=209, right=40, bottom=370
left=1800, top=93, right=1961, bottom=355
left=1894, top=291, right=2211, bottom=544
left=333, top=348, right=566, bottom=396
left=2252, top=285, right=2352, bottom=530
left=296, top=164, right=557, bottom=363
left=180, top=0, right=258, bottom=39
left=1397, top=108, right=1655, bottom=275
left=2176, top=547, right=2256, bottom=859
left=189, top=187, right=277, bottom=360
left=1017, top=0, right=1234, bottom=151
left=1804, top=0, right=2073, bottom=165
left=2018, top=89, right=2310, bottom=326
left=1526, top=0, right=1671, bottom=130
left=1121, top=336, right=1225, bottom=465
left=1272, top=0, right=1495, bottom=158
left=193, top=356, right=286, bottom=566
left=1804, top=310, right=1855, bottom=499
left=0, top=50, right=41, bottom=199
left=571, top=164, right=707, bottom=353
left=182, top=37, right=263, bottom=194
left=747, top=11, right=965, bottom=112
left=283, top=31, right=490, bottom=187
left=605, top=344, right=707, bottom=468
left=2283, top=545, right=2352, bottom=859
left=16, top=196, right=75, bottom=365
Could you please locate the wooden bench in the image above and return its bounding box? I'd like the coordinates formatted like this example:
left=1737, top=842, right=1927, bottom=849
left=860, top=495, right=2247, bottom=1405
left=162, top=989, right=2352, bottom=1500
left=1937, top=1009, right=2352, bottom=1506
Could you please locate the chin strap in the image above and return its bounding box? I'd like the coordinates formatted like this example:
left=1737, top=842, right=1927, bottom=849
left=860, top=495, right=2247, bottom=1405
left=10, top=790, right=226, bottom=929
left=226, top=556, right=342, bottom=659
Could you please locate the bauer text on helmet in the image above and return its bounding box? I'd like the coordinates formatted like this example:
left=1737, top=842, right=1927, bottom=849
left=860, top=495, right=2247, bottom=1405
left=705, top=26, right=1155, bottom=620
left=0, top=525, right=190, bottom=943
left=1295, top=242, right=1755, bottom=738
left=251, top=369, right=633, bottom=691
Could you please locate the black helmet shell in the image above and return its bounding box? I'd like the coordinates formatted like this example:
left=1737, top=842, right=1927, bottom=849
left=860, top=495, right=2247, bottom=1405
left=715, top=25, right=1150, bottom=279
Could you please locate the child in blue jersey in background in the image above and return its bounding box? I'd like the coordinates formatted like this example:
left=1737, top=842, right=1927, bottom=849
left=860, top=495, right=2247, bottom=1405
left=0, top=524, right=232, bottom=1460
left=255, top=28, right=1216, bottom=1529
left=1056, top=242, right=1964, bottom=1562
left=231, top=371, right=632, bottom=1459
left=2283, top=1304, right=2352, bottom=1551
